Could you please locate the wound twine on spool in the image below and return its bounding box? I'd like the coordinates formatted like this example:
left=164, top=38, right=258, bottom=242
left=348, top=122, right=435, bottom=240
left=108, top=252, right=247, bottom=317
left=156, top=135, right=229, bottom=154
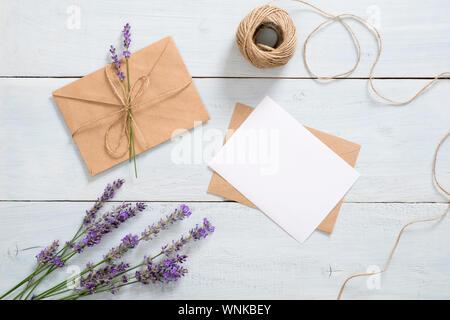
left=236, top=5, right=297, bottom=69
left=236, top=1, right=450, bottom=299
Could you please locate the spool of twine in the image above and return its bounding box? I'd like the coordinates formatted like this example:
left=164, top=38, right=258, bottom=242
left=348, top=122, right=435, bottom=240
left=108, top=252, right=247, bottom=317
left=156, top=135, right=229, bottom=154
left=236, top=5, right=297, bottom=69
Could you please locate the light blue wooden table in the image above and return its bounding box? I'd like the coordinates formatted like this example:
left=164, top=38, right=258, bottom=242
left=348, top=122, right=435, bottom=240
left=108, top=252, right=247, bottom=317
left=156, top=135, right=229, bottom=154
left=0, top=0, right=449, bottom=299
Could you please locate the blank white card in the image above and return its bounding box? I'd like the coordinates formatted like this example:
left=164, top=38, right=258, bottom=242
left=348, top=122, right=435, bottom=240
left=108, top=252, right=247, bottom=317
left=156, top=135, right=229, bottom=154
left=208, top=97, right=360, bottom=243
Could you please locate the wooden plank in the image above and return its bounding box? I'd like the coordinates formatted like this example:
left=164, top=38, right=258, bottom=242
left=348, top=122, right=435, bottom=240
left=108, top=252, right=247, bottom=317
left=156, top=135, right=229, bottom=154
left=0, top=202, right=448, bottom=299
left=0, top=78, right=449, bottom=202
left=0, top=0, right=449, bottom=77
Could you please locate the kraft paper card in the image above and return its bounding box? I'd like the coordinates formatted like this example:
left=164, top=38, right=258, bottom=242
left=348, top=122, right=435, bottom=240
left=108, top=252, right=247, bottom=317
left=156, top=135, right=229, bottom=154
left=53, top=37, right=210, bottom=176
left=208, top=97, right=360, bottom=243
left=208, top=103, right=361, bottom=233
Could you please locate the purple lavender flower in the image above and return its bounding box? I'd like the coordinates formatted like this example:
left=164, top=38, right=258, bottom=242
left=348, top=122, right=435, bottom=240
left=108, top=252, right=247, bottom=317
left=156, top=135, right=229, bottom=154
left=122, top=23, right=131, bottom=59
left=180, top=204, right=192, bottom=216
left=74, top=202, right=146, bottom=254
left=109, top=46, right=121, bottom=69
left=110, top=45, right=125, bottom=81
left=83, top=230, right=103, bottom=247
left=161, top=218, right=215, bottom=256
left=136, top=255, right=188, bottom=284
left=79, top=262, right=130, bottom=294
left=141, top=205, right=192, bottom=241
left=36, top=240, right=59, bottom=265
left=121, top=234, right=139, bottom=248
left=36, top=240, right=65, bottom=268
left=104, top=205, right=192, bottom=263
left=52, top=256, right=65, bottom=268
left=83, top=179, right=125, bottom=227
left=103, top=232, right=140, bottom=263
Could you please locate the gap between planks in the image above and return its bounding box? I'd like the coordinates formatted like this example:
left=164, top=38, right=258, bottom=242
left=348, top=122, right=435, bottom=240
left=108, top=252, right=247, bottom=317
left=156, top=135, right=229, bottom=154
left=0, top=200, right=448, bottom=204
left=1, top=76, right=450, bottom=80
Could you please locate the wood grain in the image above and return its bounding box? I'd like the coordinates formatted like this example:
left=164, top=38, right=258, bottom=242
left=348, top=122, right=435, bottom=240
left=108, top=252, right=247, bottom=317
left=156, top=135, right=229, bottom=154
left=0, top=202, right=448, bottom=299
left=0, top=0, right=449, bottom=300
left=0, top=78, right=448, bottom=202
left=0, top=0, right=449, bottom=78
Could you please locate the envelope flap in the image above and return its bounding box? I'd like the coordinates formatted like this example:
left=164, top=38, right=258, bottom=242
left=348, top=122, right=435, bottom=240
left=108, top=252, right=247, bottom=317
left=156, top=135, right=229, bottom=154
left=305, top=127, right=361, bottom=164
left=52, top=37, right=190, bottom=107
left=132, top=37, right=192, bottom=102
left=52, top=63, right=122, bottom=106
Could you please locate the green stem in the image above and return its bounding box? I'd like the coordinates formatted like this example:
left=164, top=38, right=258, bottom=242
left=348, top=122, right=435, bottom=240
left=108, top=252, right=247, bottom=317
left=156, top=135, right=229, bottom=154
left=23, top=266, right=55, bottom=300
left=126, top=59, right=131, bottom=92
left=132, top=127, right=137, bottom=177
left=61, top=280, right=140, bottom=300
left=60, top=253, right=165, bottom=300
left=0, top=273, right=35, bottom=299
left=33, top=258, right=104, bottom=300
left=4, top=191, right=118, bottom=299
left=43, top=288, right=72, bottom=299
left=14, top=226, right=85, bottom=300
left=125, top=58, right=137, bottom=178
left=128, top=111, right=133, bottom=162
left=14, top=227, right=85, bottom=300
left=12, top=264, right=55, bottom=300
left=58, top=259, right=150, bottom=300
left=38, top=250, right=163, bottom=300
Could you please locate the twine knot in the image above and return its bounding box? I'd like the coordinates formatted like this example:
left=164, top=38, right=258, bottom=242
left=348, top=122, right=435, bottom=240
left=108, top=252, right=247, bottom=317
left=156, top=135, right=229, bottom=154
left=103, top=69, right=151, bottom=158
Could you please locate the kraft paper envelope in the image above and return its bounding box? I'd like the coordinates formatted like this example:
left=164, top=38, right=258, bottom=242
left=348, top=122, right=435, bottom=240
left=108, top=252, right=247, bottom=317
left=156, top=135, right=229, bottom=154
left=208, top=102, right=361, bottom=233
left=53, top=37, right=210, bottom=176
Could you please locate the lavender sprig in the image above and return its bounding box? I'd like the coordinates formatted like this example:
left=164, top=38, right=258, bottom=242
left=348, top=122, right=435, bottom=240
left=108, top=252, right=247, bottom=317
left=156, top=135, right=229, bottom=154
left=69, top=255, right=188, bottom=298
left=36, top=179, right=126, bottom=266
left=104, top=204, right=192, bottom=263
left=109, top=23, right=137, bottom=177
left=141, top=204, right=192, bottom=241
left=78, top=262, right=130, bottom=295
left=36, top=241, right=64, bottom=268
left=83, top=178, right=125, bottom=227
left=136, top=254, right=188, bottom=285
left=161, top=218, right=215, bottom=256
left=122, top=23, right=131, bottom=58
left=70, top=202, right=146, bottom=254
left=109, top=45, right=125, bottom=81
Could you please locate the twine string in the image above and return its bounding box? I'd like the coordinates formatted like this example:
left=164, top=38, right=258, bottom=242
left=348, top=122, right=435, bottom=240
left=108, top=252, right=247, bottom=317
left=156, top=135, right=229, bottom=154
left=103, top=67, right=150, bottom=158
left=236, top=1, right=450, bottom=104
left=71, top=40, right=192, bottom=158
left=338, top=131, right=449, bottom=300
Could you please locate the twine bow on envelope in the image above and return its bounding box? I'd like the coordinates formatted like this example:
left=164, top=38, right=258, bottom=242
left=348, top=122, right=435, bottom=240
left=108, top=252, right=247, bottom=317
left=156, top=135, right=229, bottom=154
left=103, top=70, right=150, bottom=158
left=70, top=41, right=192, bottom=159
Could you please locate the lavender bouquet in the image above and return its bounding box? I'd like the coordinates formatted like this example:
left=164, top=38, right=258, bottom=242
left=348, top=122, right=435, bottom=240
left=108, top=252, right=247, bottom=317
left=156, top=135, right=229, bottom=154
left=0, top=179, right=214, bottom=300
